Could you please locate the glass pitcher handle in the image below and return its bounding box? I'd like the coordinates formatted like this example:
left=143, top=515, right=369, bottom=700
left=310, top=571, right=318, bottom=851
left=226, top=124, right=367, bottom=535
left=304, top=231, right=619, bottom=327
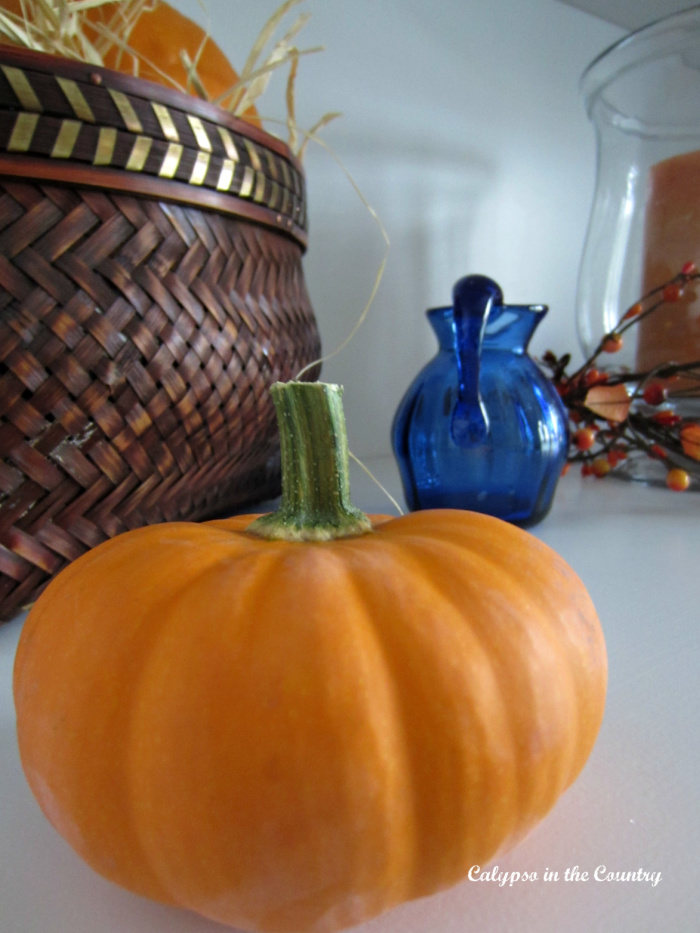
left=450, top=275, right=502, bottom=446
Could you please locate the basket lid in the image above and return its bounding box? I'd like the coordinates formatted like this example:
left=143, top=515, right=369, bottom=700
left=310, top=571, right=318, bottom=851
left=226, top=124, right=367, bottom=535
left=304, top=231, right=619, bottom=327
left=0, top=46, right=308, bottom=248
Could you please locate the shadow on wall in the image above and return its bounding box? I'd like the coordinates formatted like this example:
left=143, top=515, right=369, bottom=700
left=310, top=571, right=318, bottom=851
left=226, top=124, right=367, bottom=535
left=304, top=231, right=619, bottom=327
left=301, top=135, right=496, bottom=458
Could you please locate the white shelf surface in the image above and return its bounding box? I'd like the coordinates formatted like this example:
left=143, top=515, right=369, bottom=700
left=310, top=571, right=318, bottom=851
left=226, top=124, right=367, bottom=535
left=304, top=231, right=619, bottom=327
left=1, top=464, right=699, bottom=933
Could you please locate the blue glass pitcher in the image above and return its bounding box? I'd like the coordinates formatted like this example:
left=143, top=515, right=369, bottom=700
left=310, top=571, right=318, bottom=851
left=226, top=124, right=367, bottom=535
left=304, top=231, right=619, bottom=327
left=392, top=275, right=568, bottom=526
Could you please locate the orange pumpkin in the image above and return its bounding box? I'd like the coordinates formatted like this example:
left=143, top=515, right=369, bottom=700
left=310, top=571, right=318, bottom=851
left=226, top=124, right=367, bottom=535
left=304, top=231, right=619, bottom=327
left=13, top=383, right=607, bottom=933
left=0, top=0, right=261, bottom=125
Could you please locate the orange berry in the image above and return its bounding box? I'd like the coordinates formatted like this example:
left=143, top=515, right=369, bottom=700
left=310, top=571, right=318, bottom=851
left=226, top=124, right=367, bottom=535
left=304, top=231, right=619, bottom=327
left=573, top=427, right=597, bottom=451
left=652, top=410, right=681, bottom=427
left=642, top=383, right=667, bottom=406
left=591, top=458, right=612, bottom=478
left=666, top=468, right=691, bottom=491
left=607, top=449, right=627, bottom=465
left=663, top=283, right=683, bottom=303
left=584, top=368, right=609, bottom=387
left=602, top=334, right=623, bottom=353
left=623, top=303, right=643, bottom=320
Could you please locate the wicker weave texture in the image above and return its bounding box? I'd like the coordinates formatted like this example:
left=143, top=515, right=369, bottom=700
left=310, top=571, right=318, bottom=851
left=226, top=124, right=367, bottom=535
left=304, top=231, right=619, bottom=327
left=0, top=180, right=321, bottom=620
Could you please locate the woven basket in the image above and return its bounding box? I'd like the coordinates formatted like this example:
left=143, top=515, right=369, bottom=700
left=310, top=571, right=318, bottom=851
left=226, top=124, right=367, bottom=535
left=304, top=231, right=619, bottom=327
left=0, top=47, right=321, bottom=621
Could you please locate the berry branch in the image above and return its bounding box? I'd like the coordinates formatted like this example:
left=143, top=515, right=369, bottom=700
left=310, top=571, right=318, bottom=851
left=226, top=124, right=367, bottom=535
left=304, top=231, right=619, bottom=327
left=541, top=263, right=700, bottom=492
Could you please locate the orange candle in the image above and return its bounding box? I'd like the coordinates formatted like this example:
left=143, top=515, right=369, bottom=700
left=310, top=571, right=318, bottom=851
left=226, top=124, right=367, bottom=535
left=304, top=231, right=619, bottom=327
left=637, top=150, right=700, bottom=374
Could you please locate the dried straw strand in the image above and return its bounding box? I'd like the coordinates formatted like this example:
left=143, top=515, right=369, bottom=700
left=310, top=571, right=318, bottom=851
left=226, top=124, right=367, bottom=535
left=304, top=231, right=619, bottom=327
left=0, top=0, right=333, bottom=157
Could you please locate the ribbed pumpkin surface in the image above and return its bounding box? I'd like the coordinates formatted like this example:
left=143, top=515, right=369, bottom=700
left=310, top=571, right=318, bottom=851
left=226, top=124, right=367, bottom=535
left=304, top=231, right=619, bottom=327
left=13, top=509, right=607, bottom=933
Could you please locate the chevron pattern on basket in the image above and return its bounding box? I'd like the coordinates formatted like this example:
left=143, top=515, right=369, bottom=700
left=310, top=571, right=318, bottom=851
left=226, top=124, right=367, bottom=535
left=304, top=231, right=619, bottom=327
left=0, top=58, right=308, bottom=240
left=0, top=180, right=320, bottom=620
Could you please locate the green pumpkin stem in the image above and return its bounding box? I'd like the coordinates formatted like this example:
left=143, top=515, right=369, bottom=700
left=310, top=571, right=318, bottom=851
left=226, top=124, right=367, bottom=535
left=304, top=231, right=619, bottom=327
left=246, top=381, right=372, bottom=541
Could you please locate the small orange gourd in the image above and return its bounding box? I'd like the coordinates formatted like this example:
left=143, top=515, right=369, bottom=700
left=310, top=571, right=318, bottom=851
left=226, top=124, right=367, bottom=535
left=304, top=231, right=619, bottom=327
left=14, top=382, right=607, bottom=933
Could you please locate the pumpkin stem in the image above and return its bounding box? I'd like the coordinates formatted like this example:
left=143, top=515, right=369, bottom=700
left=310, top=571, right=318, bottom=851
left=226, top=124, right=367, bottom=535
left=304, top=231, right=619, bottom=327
left=246, top=381, right=373, bottom=541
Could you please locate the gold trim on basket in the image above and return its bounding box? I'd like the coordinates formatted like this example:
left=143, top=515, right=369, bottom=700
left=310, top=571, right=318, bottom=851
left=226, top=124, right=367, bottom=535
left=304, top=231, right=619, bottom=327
left=279, top=158, right=291, bottom=188
left=239, top=165, right=255, bottom=198
left=52, top=120, right=81, bottom=159
left=187, top=115, right=212, bottom=152
left=253, top=171, right=266, bottom=204
left=7, top=112, right=39, bottom=152
left=0, top=54, right=308, bottom=243
left=1, top=65, right=42, bottom=111
left=281, top=186, right=291, bottom=216
left=190, top=150, right=210, bottom=185
left=94, top=127, right=117, bottom=166
left=152, top=102, right=180, bottom=142
left=265, top=149, right=279, bottom=181
left=217, top=158, right=235, bottom=192
left=159, top=142, right=184, bottom=179
left=244, top=138, right=262, bottom=172
left=56, top=77, right=95, bottom=123
left=217, top=126, right=239, bottom=162
left=126, top=135, right=152, bottom=171
left=108, top=89, right=143, bottom=133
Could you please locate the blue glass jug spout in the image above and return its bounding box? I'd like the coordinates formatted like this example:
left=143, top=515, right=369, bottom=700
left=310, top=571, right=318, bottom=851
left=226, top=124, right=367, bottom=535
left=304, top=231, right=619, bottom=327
left=392, top=274, right=569, bottom=527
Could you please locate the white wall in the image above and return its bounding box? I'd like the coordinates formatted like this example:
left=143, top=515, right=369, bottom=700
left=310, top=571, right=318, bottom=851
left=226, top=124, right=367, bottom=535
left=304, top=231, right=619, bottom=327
left=170, top=0, right=623, bottom=457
